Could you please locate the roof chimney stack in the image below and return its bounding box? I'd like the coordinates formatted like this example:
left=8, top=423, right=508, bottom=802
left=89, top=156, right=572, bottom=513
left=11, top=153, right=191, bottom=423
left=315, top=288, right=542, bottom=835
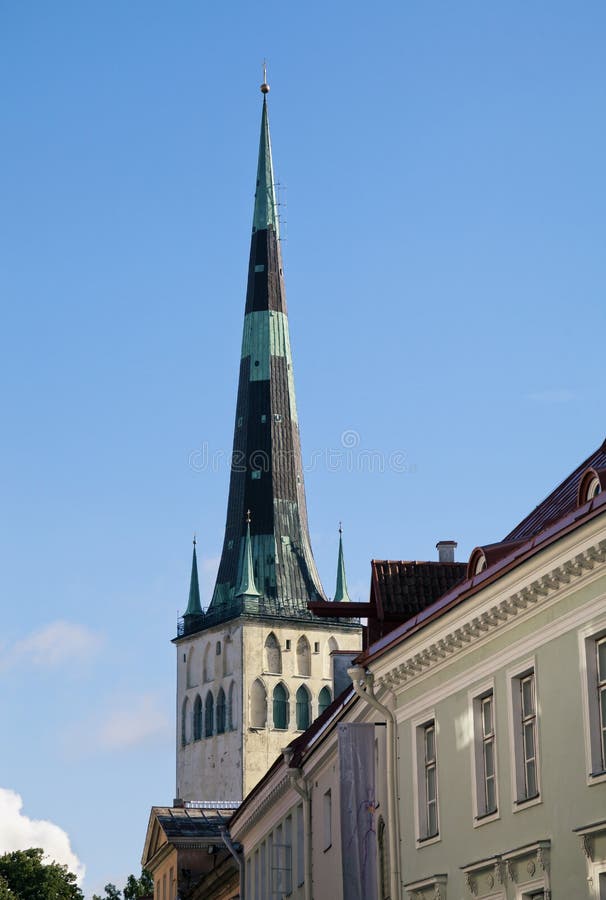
left=436, top=540, right=457, bottom=563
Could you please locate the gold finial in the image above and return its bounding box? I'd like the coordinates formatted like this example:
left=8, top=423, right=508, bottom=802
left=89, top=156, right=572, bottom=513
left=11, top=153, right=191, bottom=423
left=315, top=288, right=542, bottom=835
left=246, top=509, right=252, bottom=525
left=260, top=60, right=270, bottom=94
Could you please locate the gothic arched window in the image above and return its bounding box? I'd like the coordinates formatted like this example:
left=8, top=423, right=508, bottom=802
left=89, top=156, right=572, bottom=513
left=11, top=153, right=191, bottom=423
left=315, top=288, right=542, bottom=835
left=181, top=697, right=190, bottom=746
left=265, top=632, right=282, bottom=674
left=318, top=686, right=332, bottom=716
left=273, top=683, right=289, bottom=730
left=224, top=636, right=233, bottom=676
left=250, top=679, right=267, bottom=728
left=186, top=646, right=197, bottom=688
left=204, top=691, right=214, bottom=737
left=216, top=688, right=226, bottom=734
left=295, top=685, right=311, bottom=731
left=203, top=644, right=212, bottom=683
left=228, top=681, right=236, bottom=730
left=296, top=636, right=311, bottom=677
left=324, top=636, right=338, bottom=678
left=193, top=694, right=202, bottom=740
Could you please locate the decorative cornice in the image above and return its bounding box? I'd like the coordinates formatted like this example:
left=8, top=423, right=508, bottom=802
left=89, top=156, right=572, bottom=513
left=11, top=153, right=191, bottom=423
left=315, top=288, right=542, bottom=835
left=232, top=773, right=290, bottom=835
left=378, top=541, right=606, bottom=691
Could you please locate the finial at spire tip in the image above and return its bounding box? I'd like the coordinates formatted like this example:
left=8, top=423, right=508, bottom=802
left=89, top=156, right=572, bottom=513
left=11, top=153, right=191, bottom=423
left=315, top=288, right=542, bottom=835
left=339, top=521, right=343, bottom=535
left=260, top=59, right=270, bottom=94
left=246, top=509, right=252, bottom=525
left=193, top=533, right=196, bottom=546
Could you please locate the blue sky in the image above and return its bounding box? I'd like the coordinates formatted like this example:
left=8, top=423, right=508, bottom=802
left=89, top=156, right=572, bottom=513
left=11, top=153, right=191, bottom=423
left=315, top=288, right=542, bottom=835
left=1, top=1, right=605, bottom=895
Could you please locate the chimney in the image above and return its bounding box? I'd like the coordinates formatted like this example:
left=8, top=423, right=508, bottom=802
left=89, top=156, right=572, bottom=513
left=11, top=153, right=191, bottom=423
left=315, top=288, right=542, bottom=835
left=436, top=540, right=457, bottom=563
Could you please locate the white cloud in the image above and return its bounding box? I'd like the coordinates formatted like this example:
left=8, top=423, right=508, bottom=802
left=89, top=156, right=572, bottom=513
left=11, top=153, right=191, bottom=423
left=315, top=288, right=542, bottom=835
left=527, top=388, right=575, bottom=404
left=0, top=788, right=85, bottom=884
left=2, top=621, right=103, bottom=670
left=95, top=692, right=171, bottom=751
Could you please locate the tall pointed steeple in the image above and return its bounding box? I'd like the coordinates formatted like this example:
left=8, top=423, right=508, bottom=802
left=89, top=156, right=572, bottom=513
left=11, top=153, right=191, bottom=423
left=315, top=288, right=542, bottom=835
left=207, top=76, right=326, bottom=619
left=184, top=536, right=203, bottom=620
left=334, top=523, right=352, bottom=603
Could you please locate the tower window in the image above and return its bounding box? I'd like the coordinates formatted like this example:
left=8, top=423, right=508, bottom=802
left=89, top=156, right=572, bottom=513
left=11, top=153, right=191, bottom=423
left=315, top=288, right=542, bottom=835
left=273, top=683, right=289, bottom=730
left=193, top=695, right=202, bottom=741
left=250, top=679, right=267, bottom=728
left=261, top=414, right=267, bottom=423
left=285, top=639, right=291, bottom=651
left=254, top=264, right=265, bottom=272
left=216, top=688, right=226, bottom=735
left=295, top=685, right=311, bottom=731
left=252, top=470, right=261, bottom=480
left=314, top=642, right=320, bottom=654
left=205, top=692, right=214, bottom=738
left=318, top=686, right=332, bottom=715
left=216, top=641, right=221, bottom=655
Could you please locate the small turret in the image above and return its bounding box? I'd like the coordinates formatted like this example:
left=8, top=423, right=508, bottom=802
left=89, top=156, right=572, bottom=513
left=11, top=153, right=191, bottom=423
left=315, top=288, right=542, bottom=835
left=334, top=523, right=352, bottom=603
left=235, top=511, right=262, bottom=600
left=183, top=537, right=203, bottom=633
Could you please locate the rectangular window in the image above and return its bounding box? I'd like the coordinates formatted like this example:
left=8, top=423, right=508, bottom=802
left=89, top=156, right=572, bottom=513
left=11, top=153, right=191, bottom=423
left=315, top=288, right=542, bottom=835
left=314, top=642, right=320, bottom=653
left=413, top=714, right=440, bottom=842
left=323, top=790, right=332, bottom=850
left=580, top=625, right=606, bottom=782
left=509, top=662, right=541, bottom=805
left=296, top=803, right=304, bottom=886
left=424, top=723, right=438, bottom=837
left=260, top=841, right=267, bottom=900
left=271, top=824, right=292, bottom=896
left=471, top=688, right=498, bottom=820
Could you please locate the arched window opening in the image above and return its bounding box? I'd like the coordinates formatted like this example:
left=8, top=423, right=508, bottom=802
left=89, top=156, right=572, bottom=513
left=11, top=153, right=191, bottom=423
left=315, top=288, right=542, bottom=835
left=265, top=632, right=282, bottom=674
left=228, top=681, right=236, bottom=730
left=250, top=679, right=267, bottom=728
left=181, top=697, right=190, bottom=746
left=193, top=695, right=202, bottom=740
left=273, top=683, right=289, bottom=730
left=295, top=685, right=311, bottom=731
left=186, top=646, right=197, bottom=688
left=296, top=636, right=311, bottom=677
left=224, top=636, right=234, bottom=676
left=318, top=686, right=332, bottom=716
left=324, top=636, right=338, bottom=678
left=216, top=688, right=226, bottom=734
left=204, top=691, right=214, bottom=737
left=203, top=644, right=212, bottom=683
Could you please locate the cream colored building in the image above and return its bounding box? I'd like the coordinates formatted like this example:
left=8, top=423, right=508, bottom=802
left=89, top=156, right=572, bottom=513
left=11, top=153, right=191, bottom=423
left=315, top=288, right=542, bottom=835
left=224, top=440, right=606, bottom=900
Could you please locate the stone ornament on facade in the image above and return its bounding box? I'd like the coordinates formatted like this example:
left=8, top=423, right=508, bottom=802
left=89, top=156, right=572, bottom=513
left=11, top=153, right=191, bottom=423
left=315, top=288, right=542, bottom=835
left=379, top=541, right=606, bottom=693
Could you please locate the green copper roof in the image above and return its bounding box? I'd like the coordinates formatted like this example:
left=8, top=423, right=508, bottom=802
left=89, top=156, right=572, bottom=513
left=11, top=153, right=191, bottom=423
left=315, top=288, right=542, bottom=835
left=334, top=526, right=352, bottom=603
left=252, top=97, right=280, bottom=237
left=235, top=519, right=262, bottom=598
left=184, top=539, right=203, bottom=616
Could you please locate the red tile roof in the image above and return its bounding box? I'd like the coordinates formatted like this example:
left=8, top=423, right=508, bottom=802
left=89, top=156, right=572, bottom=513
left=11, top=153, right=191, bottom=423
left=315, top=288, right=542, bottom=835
left=504, top=438, right=606, bottom=542
left=371, top=560, right=467, bottom=619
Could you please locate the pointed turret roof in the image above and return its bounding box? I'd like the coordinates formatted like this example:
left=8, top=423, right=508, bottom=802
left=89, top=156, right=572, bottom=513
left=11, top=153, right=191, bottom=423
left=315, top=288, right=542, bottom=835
left=334, top=524, right=352, bottom=603
left=184, top=537, right=202, bottom=617
left=236, top=512, right=262, bottom=599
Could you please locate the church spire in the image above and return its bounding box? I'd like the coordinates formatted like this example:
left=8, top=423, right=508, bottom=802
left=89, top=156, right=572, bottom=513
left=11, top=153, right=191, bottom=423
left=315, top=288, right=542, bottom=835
left=184, top=536, right=203, bottom=617
left=206, top=77, right=326, bottom=621
left=334, top=523, right=352, bottom=603
left=253, top=75, right=279, bottom=237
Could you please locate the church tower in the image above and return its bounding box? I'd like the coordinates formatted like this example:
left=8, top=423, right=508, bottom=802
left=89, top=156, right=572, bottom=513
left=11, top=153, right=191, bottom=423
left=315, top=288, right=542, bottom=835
left=174, top=78, right=361, bottom=802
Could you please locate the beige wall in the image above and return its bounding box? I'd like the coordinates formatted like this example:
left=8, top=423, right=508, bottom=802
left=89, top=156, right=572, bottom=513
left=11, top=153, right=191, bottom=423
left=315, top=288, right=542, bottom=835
left=176, top=615, right=361, bottom=801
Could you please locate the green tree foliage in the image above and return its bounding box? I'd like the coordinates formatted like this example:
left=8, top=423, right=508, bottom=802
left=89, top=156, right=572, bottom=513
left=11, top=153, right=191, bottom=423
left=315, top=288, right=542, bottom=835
left=123, top=870, right=153, bottom=899
left=92, top=870, right=153, bottom=900
left=0, top=876, right=17, bottom=899
left=0, top=849, right=83, bottom=900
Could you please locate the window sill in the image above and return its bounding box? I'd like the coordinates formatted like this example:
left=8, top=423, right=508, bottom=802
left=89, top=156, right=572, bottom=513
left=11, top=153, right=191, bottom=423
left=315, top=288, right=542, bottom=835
left=588, top=770, right=606, bottom=786
left=473, top=810, right=500, bottom=828
left=416, top=833, right=440, bottom=849
left=513, top=794, right=541, bottom=813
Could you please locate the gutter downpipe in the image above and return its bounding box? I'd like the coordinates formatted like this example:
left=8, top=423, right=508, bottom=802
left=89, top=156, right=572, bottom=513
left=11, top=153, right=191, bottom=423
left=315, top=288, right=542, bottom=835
left=219, top=826, right=245, bottom=900
left=283, top=749, right=312, bottom=900
left=348, top=666, right=401, bottom=900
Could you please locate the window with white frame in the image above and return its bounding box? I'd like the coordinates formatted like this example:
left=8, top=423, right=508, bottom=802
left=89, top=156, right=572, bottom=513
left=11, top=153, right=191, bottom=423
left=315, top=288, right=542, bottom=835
left=581, top=625, right=606, bottom=780
left=296, top=803, right=304, bottom=886
left=323, top=789, right=332, bottom=850
left=509, top=663, right=540, bottom=804
left=271, top=823, right=292, bottom=896
left=472, top=689, right=498, bottom=819
left=414, top=717, right=439, bottom=840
